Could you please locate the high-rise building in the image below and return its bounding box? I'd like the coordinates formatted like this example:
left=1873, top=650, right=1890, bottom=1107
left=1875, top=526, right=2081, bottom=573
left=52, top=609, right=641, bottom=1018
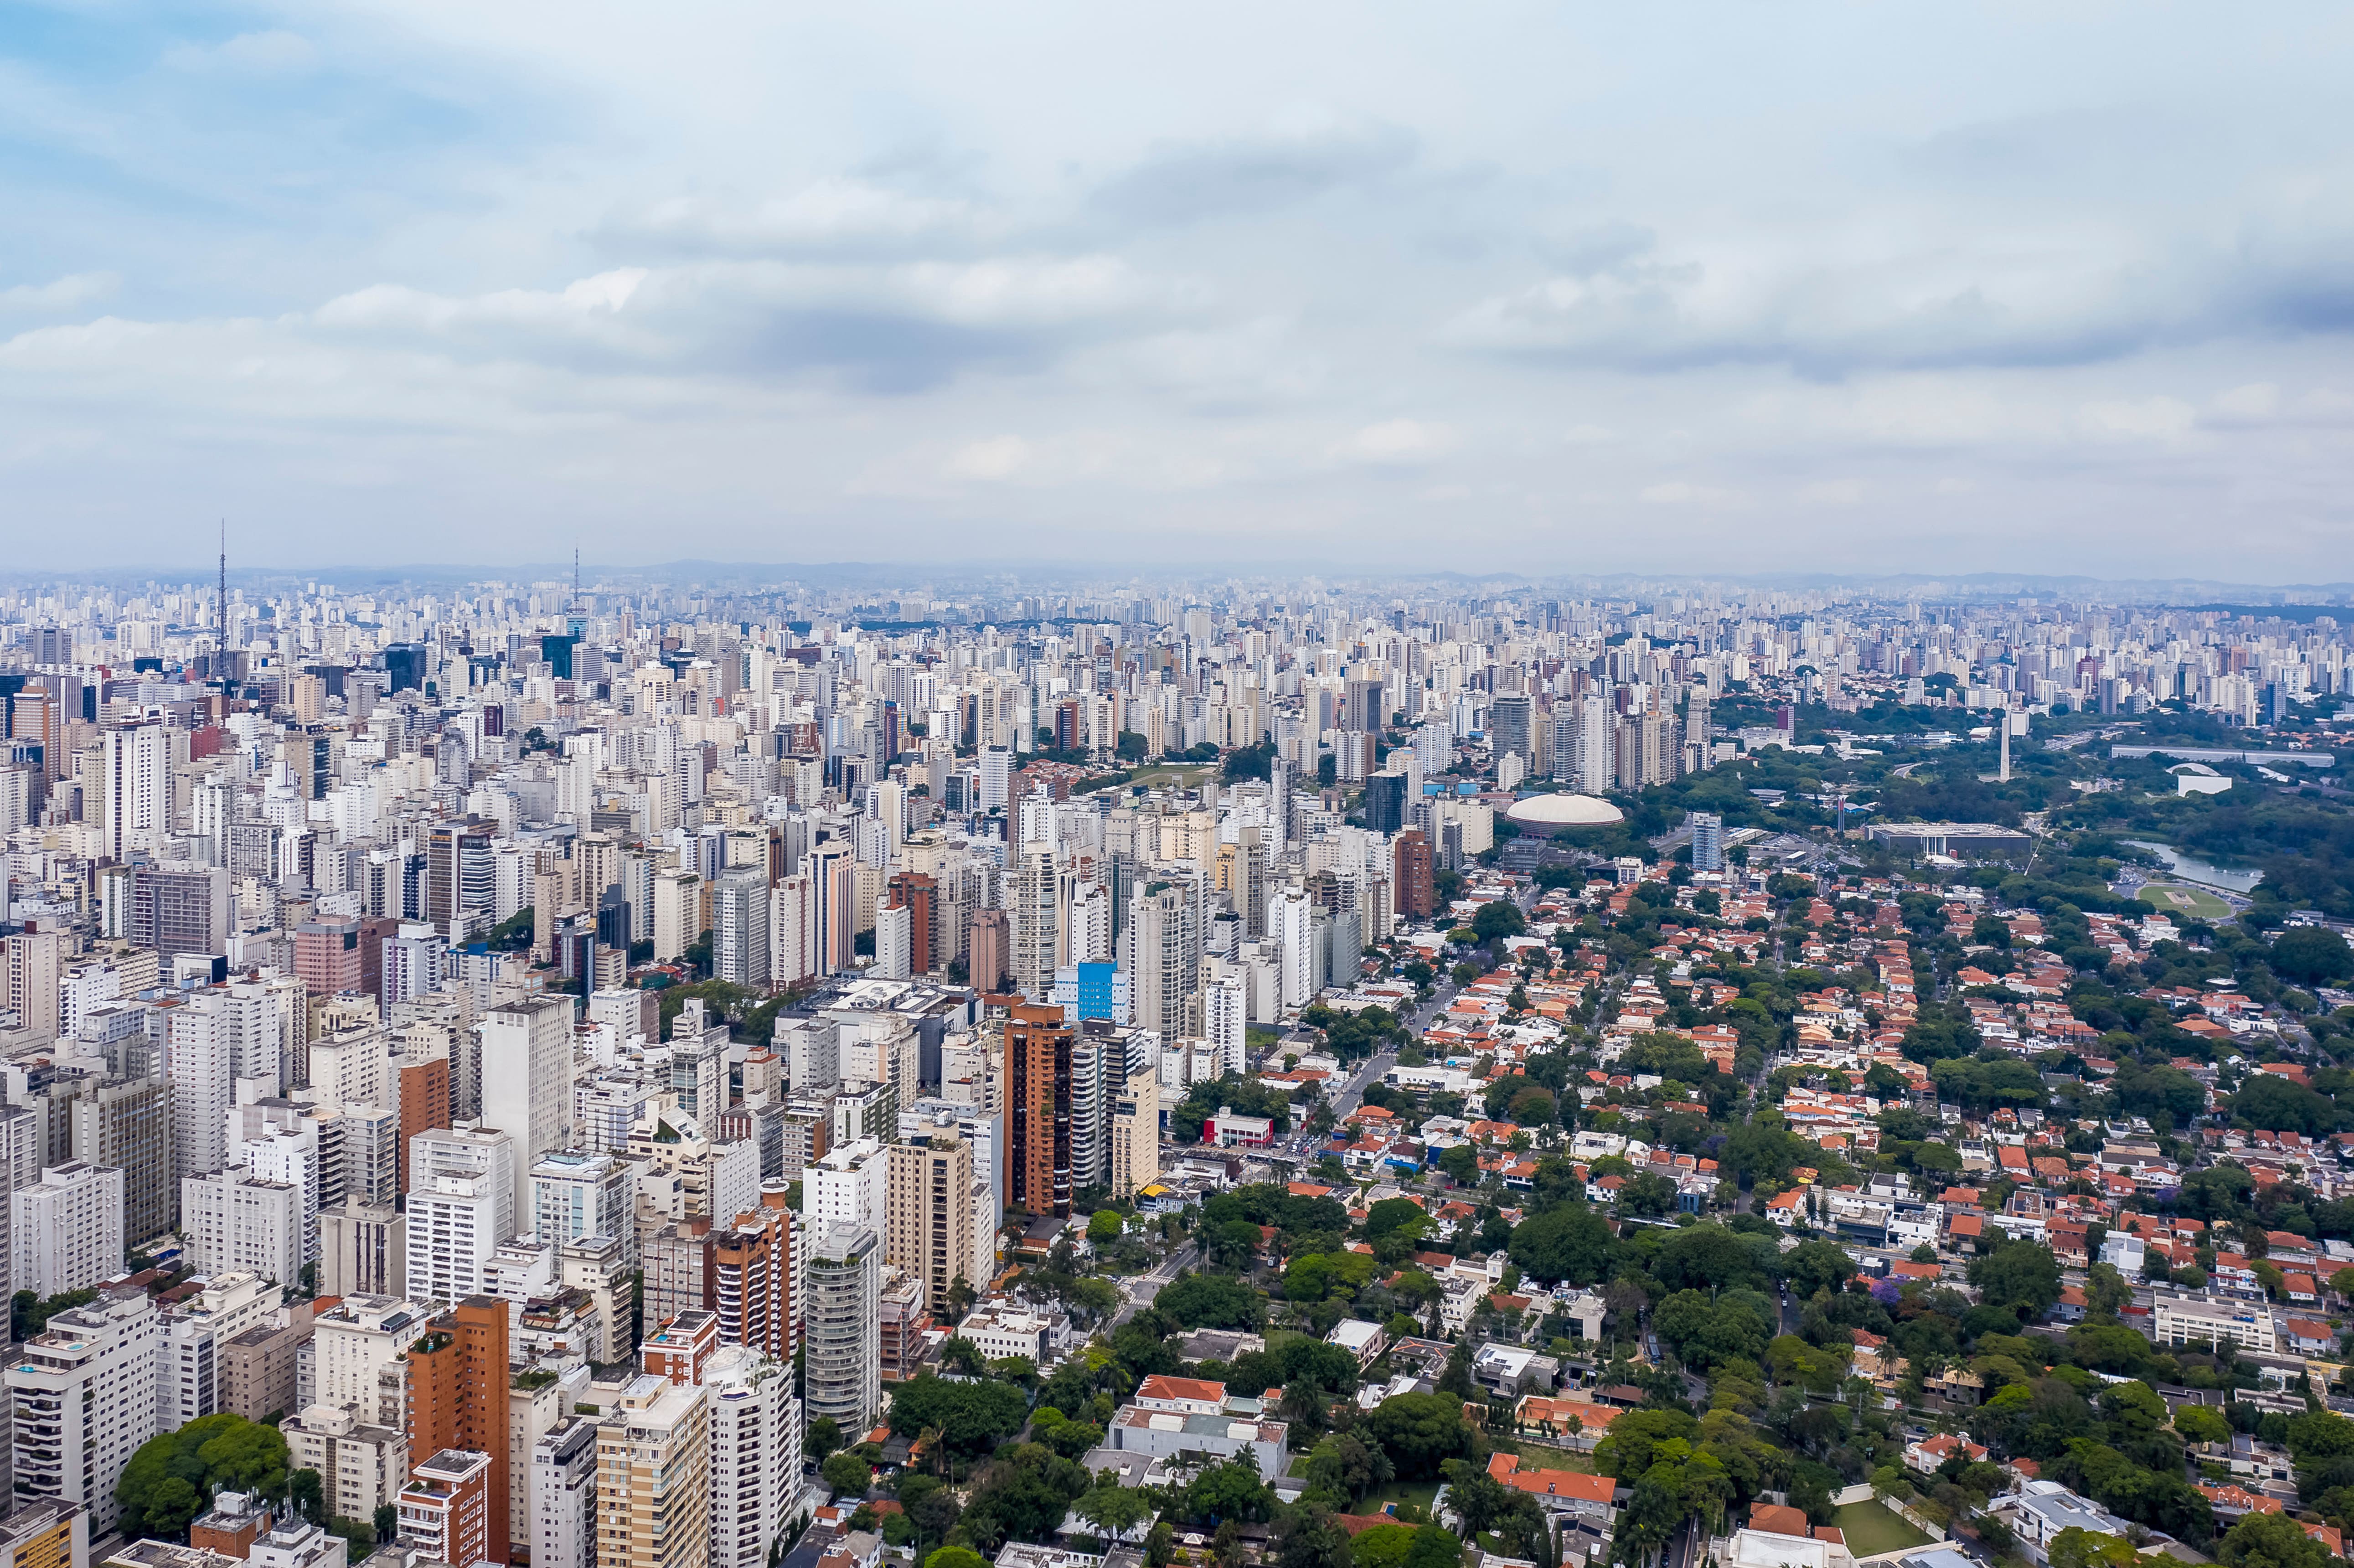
left=158, top=1271, right=277, bottom=1430
left=1131, top=887, right=1196, bottom=1038
left=406, top=1127, right=516, bottom=1303
left=479, top=996, right=575, bottom=1184
left=651, top=870, right=701, bottom=964
left=802, top=1226, right=879, bottom=1436
left=1111, top=1071, right=1160, bottom=1198
left=593, top=1373, right=710, bottom=1568
left=1489, top=694, right=1533, bottom=773
left=6, top=1288, right=160, bottom=1535
left=1690, top=811, right=1725, bottom=874
left=966, top=909, right=1009, bottom=993
left=95, top=724, right=170, bottom=861
left=66, top=1076, right=166, bottom=1249
left=1008, top=849, right=1058, bottom=999
left=319, top=1202, right=408, bottom=1299
left=10, top=1163, right=123, bottom=1298
left=180, top=1169, right=303, bottom=1286
left=871, top=900, right=912, bottom=980
left=885, top=872, right=938, bottom=977
left=403, top=1296, right=511, bottom=1563
left=529, top=1418, right=597, bottom=1568
left=705, top=1347, right=799, bottom=1568
left=427, top=825, right=495, bottom=941
left=530, top=1151, right=630, bottom=1255
left=710, top=1183, right=794, bottom=1361
left=711, top=868, right=770, bottom=990
left=807, top=1139, right=887, bottom=1236
left=1363, top=770, right=1409, bottom=835
left=125, top=863, right=232, bottom=959
left=1392, top=829, right=1435, bottom=920
left=884, top=1134, right=973, bottom=1318
left=1007, top=1003, right=1072, bottom=1218
left=398, top=1448, right=496, bottom=1568
left=285, top=1403, right=409, bottom=1544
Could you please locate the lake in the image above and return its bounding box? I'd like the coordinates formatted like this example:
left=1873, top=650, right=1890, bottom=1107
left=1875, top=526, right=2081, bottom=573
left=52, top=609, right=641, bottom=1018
left=2122, top=839, right=2265, bottom=894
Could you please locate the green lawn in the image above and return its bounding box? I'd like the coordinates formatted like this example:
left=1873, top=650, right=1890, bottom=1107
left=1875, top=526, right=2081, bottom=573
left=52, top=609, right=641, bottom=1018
left=2139, top=883, right=2234, bottom=920
left=1833, top=1501, right=1931, bottom=1559
left=1505, top=1444, right=1596, bottom=1473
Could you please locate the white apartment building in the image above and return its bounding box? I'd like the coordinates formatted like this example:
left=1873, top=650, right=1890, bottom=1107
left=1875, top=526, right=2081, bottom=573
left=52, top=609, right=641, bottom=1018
left=10, top=1162, right=124, bottom=1298
left=479, top=996, right=576, bottom=1183
left=158, top=1270, right=277, bottom=1429
left=283, top=1403, right=409, bottom=1530
left=530, top=1151, right=631, bottom=1254
left=312, top=1295, right=430, bottom=1413
left=7, top=1288, right=161, bottom=1534
left=806, top=1139, right=886, bottom=1236
left=407, top=1126, right=515, bottom=1302
left=803, top=1225, right=879, bottom=1436
left=181, top=1170, right=304, bottom=1286
left=530, top=1418, right=598, bottom=1568
left=706, top=1347, right=801, bottom=1568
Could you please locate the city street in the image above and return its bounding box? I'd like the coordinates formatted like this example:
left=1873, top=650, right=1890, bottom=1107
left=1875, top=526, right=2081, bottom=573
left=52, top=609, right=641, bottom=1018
left=1112, top=1243, right=1198, bottom=1327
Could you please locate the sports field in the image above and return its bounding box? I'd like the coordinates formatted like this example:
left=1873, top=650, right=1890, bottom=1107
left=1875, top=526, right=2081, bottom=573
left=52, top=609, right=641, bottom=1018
left=2138, top=883, right=2234, bottom=920
left=1832, top=1501, right=1932, bottom=1558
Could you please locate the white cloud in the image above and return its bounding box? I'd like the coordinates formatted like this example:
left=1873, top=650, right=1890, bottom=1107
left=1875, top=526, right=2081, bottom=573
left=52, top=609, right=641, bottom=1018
left=162, top=31, right=318, bottom=76
left=1336, top=419, right=1455, bottom=465
left=948, top=435, right=1031, bottom=480
left=9, top=2, right=2354, bottom=573
left=0, top=273, right=119, bottom=311
left=1639, top=481, right=1739, bottom=505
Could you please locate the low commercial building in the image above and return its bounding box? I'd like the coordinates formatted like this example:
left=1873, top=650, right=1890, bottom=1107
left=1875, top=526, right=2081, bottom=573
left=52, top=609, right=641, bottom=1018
left=1106, top=1406, right=1285, bottom=1478
left=2153, top=1292, right=2279, bottom=1355
left=952, top=1306, right=1052, bottom=1365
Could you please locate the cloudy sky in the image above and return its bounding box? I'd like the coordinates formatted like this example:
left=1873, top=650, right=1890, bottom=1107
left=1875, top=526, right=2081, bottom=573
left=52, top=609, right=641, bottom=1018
left=6, top=3, right=2354, bottom=580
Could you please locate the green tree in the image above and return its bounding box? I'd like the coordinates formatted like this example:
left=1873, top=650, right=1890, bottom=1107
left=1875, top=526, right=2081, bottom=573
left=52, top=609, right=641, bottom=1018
left=1969, top=1238, right=2063, bottom=1317
left=1087, top=1208, right=1125, bottom=1244
left=888, top=1374, right=1030, bottom=1455
left=1508, top=1204, right=1618, bottom=1285
left=1272, top=1506, right=1353, bottom=1568
left=1472, top=900, right=1528, bottom=942
left=2175, top=1405, right=2231, bottom=1446
left=1367, top=1393, right=1476, bottom=1478
left=1077, top=1482, right=1154, bottom=1544
left=116, top=1415, right=290, bottom=1542
left=824, top=1452, right=874, bottom=1497
left=926, top=1548, right=991, bottom=1568
left=2218, top=1514, right=2332, bottom=1568
left=2270, top=926, right=2354, bottom=986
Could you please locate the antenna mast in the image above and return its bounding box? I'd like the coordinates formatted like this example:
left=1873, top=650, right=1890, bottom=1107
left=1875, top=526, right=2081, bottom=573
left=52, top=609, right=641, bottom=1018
left=218, top=520, right=228, bottom=673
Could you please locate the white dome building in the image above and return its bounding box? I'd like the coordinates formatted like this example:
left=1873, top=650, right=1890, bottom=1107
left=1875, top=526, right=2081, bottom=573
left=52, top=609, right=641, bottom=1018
left=1504, top=793, right=1625, bottom=830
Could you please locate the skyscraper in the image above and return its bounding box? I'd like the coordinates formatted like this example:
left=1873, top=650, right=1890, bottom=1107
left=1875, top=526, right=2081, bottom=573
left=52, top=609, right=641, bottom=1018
left=1007, top=1003, right=1072, bottom=1218
left=712, top=867, right=771, bottom=989
left=403, top=1296, right=512, bottom=1563
left=1488, top=694, right=1533, bottom=773
left=1009, top=848, right=1058, bottom=999
left=1690, top=812, right=1725, bottom=874
left=885, top=1133, right=974, bottom=1318
left=803, top=1225, right=880, bottom=1435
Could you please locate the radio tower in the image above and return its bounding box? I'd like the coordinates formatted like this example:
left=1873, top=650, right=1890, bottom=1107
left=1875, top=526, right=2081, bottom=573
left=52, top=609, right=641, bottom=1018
left=217, top=520, right=229, bottom=679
